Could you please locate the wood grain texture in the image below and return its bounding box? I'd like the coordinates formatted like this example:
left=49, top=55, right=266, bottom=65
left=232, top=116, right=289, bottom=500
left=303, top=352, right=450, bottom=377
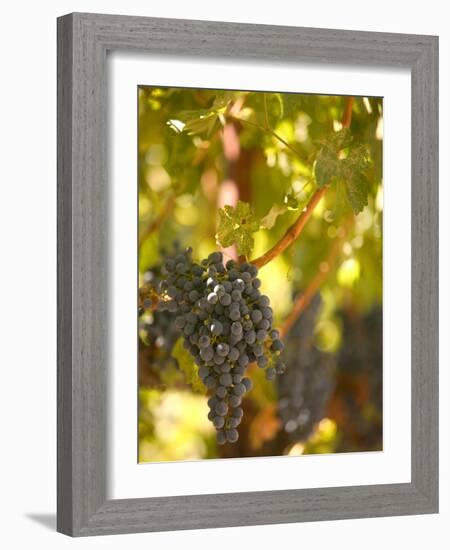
left=57, top=12, right=439, bottom=536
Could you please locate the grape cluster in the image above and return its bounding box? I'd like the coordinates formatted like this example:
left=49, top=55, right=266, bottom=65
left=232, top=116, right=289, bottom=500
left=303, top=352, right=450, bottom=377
left=139, top=266, right=180, bottom=372
left=333, top=307, right=382, bottom=451
left=277, top=296, right=335, bottom=442
left=158, top=247, right=285, bottom=443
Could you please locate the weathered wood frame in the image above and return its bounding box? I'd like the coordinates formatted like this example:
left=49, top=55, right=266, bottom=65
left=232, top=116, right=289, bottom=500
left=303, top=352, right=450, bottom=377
left=57, top=12, right=439, bottom=536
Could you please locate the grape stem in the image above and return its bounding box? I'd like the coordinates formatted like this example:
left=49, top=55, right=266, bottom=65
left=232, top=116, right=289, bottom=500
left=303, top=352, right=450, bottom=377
left=250, top=96, right=355, bottom=269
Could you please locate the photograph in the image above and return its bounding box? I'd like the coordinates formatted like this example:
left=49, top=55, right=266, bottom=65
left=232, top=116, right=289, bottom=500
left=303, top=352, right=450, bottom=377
left=138, top=87, right=383, bottom=462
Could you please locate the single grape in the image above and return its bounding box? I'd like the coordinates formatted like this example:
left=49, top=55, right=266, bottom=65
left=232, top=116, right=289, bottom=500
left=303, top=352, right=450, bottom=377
left=257, top=355, right=268, bottom=368
left=208, top=251, right=222, bottom=264
left=226, top=429, right=239, bottom=443
left=232, top=407, right=243, bottom=419
left=228, top=347, right=239, bottom=362
left=200, top=346, right=214, bottom=362
left=245, top=330, right=256, bottom=344
left=275, top=361, right=287, bottom=374
left=174, top=316, right=186, bottom=330
left=220, top=293, right=232, bottom=306
left=231, top=289, right=242, bottom=302
left=229, top=308, right=241, bottom=321
left=219, top=373, right=233, bottom=387
left=213, top=416, right=225, bottom=429
left=228, top=395, right=242, bottom=408
left=217, top=430, right=227, bottom=445
left=253, top=343, right=264, bottom=357
left=238, top=354, right=249, bottom=367
left=175, top=263, right=187, bottom=274
left=216, top=342, right=230, bottom=357
left=265, top=367, right=276, bottom=380
left=204, top=375, right=217, bottom=388
left=231, top=321, right=242, bottom=335
left=198, top=335, right=211, bottom=348
left=216, top=386, right=227, bottom=399
left=210, top=321, right=223, bottom=336
left=198, top=366, right=209, bottom=379
left=215, top=401, right=228, bottom=416
left=167, top=286, right=178, bottom=298
left=256, top=329, right=267, bottom=341
left=214, top=284, right=225, bottom=297
left=213, top=354, right=225, bottom=365
left=228, top=417, right=241, bottom=428
left=262, top=307, right=273, bottom=320
left=271, top=339, right=284, bottom=352
left=207, top=292, right=218, bottom=304
left=232, top=373, right=243, bottom=384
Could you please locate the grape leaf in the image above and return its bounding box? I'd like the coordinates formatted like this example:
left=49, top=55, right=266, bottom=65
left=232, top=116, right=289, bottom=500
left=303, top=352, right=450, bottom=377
left=260, top=203, right=289, bottom=229
left=314, top=146, right=340, bottom=188
left=280, top=93, right=303, bottom=119
left=167, top=92, right=234, bottom=137
left=172, top=337, right=206, bottom=394
left=314, top=130, right=372, bottom=214
left=339, top=145, right=372, bottom=214
left=216, top=200, right=260, bottom=257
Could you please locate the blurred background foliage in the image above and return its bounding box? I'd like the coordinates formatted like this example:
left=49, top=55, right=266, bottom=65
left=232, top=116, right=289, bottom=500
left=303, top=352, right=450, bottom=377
left=138, top=86, right=383, bottom=462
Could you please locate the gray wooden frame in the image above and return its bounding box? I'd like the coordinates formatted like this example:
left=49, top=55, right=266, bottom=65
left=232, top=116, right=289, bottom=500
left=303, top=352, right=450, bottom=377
left=57, top=12, right=439, bottom=537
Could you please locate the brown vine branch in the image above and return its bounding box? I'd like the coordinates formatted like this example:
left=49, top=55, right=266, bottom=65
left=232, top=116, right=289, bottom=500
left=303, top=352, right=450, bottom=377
left=250, top=96, right=355, bottom=269
left=342, top=96, right=355, bottom=129
left=279, top=217, right=353, bottom=339
left=252, top=187, right=327, bottom=269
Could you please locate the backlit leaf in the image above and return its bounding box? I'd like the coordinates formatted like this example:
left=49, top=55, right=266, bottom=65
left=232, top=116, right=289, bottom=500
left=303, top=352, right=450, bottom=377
left=260, top=203, right=289, bottom=229
left=216, top=200, right=260, bottom=257
left=172, top=338, right=206, bottom=394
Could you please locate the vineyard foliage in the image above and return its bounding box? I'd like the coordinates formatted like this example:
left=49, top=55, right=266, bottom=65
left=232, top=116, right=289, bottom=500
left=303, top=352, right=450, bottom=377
left=138, top=87, right=383, bottom=461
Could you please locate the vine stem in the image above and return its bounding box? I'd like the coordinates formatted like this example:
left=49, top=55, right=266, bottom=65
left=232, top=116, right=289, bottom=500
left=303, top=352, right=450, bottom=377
left=252, top=187, right=327, bottom=268
left=342, top=96, right=355, bottom=129
left=250, top=96, right=355, bottom=269
left=230, top=115, right=306, bottom=161
left=278, top=218, right=352, bottom=339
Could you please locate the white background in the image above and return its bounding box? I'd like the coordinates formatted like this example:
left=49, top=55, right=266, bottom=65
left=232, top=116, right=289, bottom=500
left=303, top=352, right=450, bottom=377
left=0, top=1, right=447, bottom=549
left=109, top=54, right=411, bottom=498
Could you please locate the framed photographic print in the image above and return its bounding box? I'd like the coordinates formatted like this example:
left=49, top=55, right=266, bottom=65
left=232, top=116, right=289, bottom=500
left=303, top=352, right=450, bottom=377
left=57, top=13, right=438, bottom=536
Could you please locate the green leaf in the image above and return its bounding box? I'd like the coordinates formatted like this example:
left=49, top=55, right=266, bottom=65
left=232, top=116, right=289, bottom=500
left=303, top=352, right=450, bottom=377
left=314, top=130, right=372, bottom=214
left=172, top=109, right=220, bottom=137
left=344, top=171, right=370, bottom=214
left=314, top=146, right=340, bottom=188
left=260, top=203, right=289, bottom=229
left=340, top=145, right=372, bottom=214
left=280, top=93, right=302, bottom=119
left=172, top=338, right=206, bottom=394
left=216, top=200, right=260, bottom=257
left=167, top=92, right=234, bottom=137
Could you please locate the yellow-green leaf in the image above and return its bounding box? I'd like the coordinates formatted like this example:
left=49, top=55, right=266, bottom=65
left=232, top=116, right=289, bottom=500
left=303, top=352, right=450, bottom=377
left=172, top=338, right=207, bottom=394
